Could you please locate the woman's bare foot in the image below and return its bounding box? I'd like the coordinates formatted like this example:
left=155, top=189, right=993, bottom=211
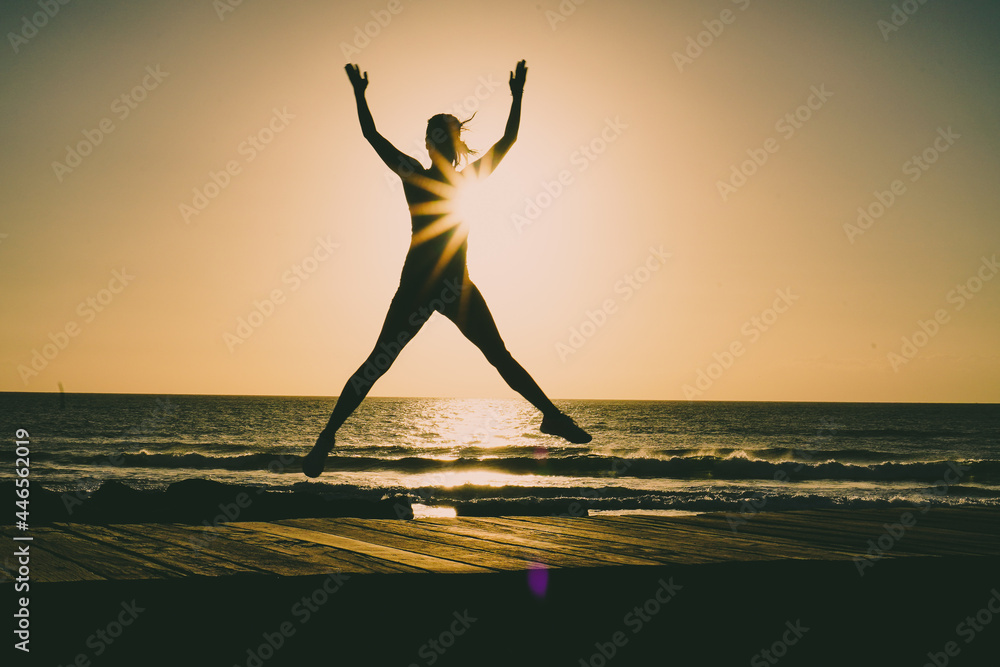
left=540, top=412, right=592, bottom=444
left=302, top=431, right=335, bottom=478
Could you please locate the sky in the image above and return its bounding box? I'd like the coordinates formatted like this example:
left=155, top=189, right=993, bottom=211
left=1, top=0, right=998, bottom=402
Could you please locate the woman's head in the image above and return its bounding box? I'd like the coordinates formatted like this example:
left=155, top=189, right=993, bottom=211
left=425, top=113, right=476, bottom=167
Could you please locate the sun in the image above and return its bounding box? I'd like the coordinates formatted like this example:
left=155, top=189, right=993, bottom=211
left=406, top=161, right=493, bottom=249
left=452, top=171, right=490, bottom=229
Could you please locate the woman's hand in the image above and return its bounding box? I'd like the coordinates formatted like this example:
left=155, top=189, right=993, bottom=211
left=509, top=60, right=527, bottom=96
left=345, top=63, right=369, bottom=94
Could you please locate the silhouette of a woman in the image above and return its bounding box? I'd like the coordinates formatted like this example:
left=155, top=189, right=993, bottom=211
left=303, top=60, right=590, bottom=478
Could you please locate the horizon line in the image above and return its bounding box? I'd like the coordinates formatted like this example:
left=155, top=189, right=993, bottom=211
left=1, top=390, right=997, bottom=406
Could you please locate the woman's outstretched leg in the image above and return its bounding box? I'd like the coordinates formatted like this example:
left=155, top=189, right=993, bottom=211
left=443, top=281, right=591, bottom=443
left=303, top=288, right=428, bottom=477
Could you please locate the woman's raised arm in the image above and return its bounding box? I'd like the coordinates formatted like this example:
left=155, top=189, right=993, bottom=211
left=467, top=60, right=527, bottom=177
left=346, top=64, right=422, bottom=176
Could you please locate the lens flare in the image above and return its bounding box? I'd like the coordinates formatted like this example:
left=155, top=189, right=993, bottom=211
left=527, top=563, right=549, bottom=598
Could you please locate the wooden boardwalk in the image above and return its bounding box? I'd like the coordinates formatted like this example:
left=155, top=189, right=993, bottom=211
left=5, top=507, right=1000, bottom=583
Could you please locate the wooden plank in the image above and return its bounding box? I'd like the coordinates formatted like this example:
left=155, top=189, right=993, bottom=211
left=336, top=517, right=664, bottom=568
left=553, top=516, right=866, bottom=561
left=503, top=516, right=809, bottom=562
left=6, top=541, right=106, bottom=583
left=410, top=518, right=679, bottom=566
left=321, top=518, right=555, bottom=569
left=27, top=527, right=185, bottom=580
left=598, top=514, right=848, bottom=548
left=294, top=519, right=544, bottom=570
left=217, top=523, right=425, bottom=575
left=452, top=516, right=669, bottom=549
left=454, top=517, right=728, bottom=564
left=245, top=521, right=494, bottom=574
left=652, top=514, right=988, bottom=558
left=10, top=510, right=998, bottom=585
left=277, top=518, right=535, bottom=570
left=788, top=509, right=1000, bottom=542
left=432, top=517, right=675, bottom=565
left=111, top=523, right=339, bottom=578
left=59, top=523, right=260, bottom=578
left=458, top=516, right=707, bottom=556
left=709, top=511, right=1000, bottom=556
left=610, top=515, right=876, bottom=560
left=715, top=508, right=1000, bottom=539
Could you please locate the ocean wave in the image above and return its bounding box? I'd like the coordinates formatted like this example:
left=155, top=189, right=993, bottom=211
left=650, top=447, right=936, bottom=463
left=14, top=478, right=998, bottom=525
left=450, top=493, right=1000, bottom=516
left=19, top=450, right=1000, bottom=483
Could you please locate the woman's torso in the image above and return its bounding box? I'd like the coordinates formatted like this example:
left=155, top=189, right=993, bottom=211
left=400, top=167, right=468, bottom=282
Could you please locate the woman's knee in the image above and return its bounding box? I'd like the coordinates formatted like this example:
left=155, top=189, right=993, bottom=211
left=482, top=342, right=514, bottom=369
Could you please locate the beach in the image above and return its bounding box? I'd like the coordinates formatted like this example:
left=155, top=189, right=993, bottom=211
left=7, top=508, right=1000, bottom=666
left=5, top=393, right=1000, bottom=664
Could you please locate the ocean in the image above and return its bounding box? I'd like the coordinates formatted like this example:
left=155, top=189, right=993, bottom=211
left=3, top=393, right=999, bottom=518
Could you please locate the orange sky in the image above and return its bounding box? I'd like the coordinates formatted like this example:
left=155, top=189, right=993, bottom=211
left=1, top=0, right=998, bottom=402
